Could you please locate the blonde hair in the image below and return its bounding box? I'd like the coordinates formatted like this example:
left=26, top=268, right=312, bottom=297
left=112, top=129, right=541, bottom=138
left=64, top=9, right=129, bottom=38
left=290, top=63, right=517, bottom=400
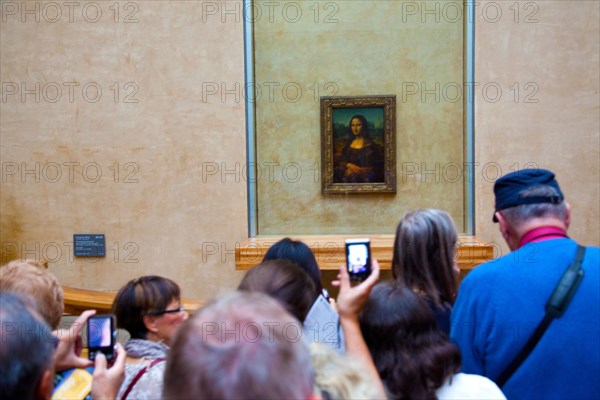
left=0, top=259, right=64, bottom=329
left=310, top=343, right=385, bottom=399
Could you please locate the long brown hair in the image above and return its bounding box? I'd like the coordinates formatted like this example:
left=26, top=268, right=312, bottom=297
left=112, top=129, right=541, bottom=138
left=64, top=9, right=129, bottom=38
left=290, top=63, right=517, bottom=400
left=392, top=209, right=458, bottom=307
left=360, top=282, right=461, bottom=399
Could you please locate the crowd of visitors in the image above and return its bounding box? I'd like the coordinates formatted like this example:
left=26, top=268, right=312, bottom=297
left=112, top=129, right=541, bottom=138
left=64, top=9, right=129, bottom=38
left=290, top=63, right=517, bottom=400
left=1, top=168, right=598, bottom=399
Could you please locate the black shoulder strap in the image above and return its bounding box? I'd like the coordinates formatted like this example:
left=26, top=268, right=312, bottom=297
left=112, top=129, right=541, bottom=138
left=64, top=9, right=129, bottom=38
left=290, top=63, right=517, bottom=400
left=495, top=245, right=586, bottom=387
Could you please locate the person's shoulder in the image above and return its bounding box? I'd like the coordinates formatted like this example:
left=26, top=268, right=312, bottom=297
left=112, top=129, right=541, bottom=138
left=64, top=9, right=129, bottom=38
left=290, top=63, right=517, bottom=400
left=437, top=373, right=506, bottom=400
left=465, top=238, right=573, bottom=276
left=460, top=253, right=506, bottom=286
left=463, top=239, right=598, bottom=282
left=451, top=372, right=497, bottom=385
left=523, top=238, right=598, bottom=266
left=456, top=247, right=521, bottom=299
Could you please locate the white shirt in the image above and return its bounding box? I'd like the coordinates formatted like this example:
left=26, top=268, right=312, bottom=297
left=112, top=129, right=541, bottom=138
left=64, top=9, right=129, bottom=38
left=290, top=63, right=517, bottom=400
left=436, top=373, right=506, bottom=400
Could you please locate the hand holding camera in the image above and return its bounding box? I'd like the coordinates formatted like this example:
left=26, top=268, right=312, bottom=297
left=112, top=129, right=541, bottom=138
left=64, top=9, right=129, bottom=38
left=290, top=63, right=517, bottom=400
left=87, top=314, right=118, bottom=362
left=334, top=256, right=380, bottom=320
left=345, top=238, right=372, bottom=281
left=91, top=342, right=126, bottom=400
left=53, top=309, right=96, bottom=371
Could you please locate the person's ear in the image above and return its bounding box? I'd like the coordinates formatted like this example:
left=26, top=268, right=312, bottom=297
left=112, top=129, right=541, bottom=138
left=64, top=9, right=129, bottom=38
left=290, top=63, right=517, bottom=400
left=496, top=212, right=522, bottom=250
left=495, top=212, right=511, bottom=242
left=36, top=368, right=53, bottom=400
left=143, top=315, right=159, bottom=334
left=564, top=202, right=571, bottom=230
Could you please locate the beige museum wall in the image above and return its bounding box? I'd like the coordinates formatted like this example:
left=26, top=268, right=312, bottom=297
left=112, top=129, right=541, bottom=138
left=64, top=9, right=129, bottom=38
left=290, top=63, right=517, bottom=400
left=1, top=1, right=598, bottom=299
left=474, top=1, right=600, bottom=254
left=0, top=1, right=248, bottom=299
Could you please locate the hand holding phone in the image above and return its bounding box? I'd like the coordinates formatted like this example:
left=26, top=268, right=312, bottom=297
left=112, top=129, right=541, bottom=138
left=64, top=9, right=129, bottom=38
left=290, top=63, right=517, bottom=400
left=53, top=309, right=96, bottom=372
left=91, top=342, right=127, bottom=400
left=345, top=238, right=372, bottom=281
left=87, top=315, right=117, bottom=361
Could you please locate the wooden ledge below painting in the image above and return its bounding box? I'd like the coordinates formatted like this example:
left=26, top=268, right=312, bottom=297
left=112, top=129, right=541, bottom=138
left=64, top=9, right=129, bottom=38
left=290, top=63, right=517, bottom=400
left=62, top=236, right=492, bottom=315
left=62, top=286, right=204, bottom=315
left=235, top=235, right=494, bottom=273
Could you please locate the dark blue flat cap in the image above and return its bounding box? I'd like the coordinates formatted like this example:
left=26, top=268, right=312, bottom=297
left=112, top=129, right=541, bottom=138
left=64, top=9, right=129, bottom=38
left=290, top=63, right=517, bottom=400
left=493, top=168, right=564, bottom=222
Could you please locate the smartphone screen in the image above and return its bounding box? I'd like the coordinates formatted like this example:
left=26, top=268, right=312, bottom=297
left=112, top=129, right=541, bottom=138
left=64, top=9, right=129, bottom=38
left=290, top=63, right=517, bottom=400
left=87, top=315, right=116, bottom=361
left=345, top=239, right=372, bottom=281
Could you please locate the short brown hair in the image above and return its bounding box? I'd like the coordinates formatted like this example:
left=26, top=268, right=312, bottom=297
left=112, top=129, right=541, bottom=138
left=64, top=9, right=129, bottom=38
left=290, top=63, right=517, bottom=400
left=112, top=275, right=181, bottom=339
left=0, top=259, right=64, bottom=329
left=238, top=259, right=316, bottom=322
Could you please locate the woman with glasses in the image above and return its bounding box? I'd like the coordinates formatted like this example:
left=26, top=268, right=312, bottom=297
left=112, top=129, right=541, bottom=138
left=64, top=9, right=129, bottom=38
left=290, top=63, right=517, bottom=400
left=112, top=275, right=188, bottom=400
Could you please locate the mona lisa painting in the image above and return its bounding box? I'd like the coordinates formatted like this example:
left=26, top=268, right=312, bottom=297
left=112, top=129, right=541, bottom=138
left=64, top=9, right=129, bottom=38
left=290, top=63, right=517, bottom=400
left=321, top=95, right=396, bottom=194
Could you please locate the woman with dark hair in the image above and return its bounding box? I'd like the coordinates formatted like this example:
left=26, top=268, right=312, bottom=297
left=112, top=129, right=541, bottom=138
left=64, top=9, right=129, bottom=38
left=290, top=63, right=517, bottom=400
left=335, top=114, right=381, bottom=183
left=360, top=282, right=505, bottom=400
left=238, top=259, right=316, bottom=322
left=392, top=209, right=459, bottom=334
left=263, top=238, right=345, bottom=351
left=264, top=237, right=324, bottom=300
left=112, top=275, right=188, bottom=399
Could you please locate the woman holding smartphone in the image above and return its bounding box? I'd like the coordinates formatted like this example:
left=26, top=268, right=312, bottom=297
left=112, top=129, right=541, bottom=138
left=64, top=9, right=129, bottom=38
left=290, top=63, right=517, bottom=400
left=112, top=275, right=188, bottom=400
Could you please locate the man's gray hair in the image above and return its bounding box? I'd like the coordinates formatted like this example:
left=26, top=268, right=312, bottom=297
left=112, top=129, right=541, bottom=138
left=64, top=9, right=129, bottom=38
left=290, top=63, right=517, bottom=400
left=500, top=185, right=567, bottom=225
left=0, top=292, right=54, bottom=400
left=163, top=291, right=315, bottom=400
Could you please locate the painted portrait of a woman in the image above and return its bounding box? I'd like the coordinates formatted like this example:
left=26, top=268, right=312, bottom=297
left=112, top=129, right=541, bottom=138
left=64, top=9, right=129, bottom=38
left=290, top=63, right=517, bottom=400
left=334, top=114, right=384, bottom=183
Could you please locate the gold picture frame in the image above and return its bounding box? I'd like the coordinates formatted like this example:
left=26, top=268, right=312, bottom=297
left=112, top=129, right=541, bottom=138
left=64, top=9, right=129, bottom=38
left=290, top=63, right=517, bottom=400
left=320, top=95, right=397, bottom=194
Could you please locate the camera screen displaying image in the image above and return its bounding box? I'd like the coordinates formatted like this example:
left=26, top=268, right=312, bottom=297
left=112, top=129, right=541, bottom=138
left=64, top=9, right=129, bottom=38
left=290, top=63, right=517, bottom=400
left=345, top=239, right=372, bottom=281
left=87, top=315, right=116, bottom=360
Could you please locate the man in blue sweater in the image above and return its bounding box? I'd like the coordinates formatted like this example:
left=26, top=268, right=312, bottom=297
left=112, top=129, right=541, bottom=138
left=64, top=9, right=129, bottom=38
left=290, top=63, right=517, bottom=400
left=451, top=169, right=599, bottom=399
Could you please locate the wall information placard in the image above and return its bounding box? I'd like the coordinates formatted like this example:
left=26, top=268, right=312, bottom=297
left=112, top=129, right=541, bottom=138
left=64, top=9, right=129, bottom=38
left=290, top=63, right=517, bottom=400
left=74, top=234, right=106, bottom=257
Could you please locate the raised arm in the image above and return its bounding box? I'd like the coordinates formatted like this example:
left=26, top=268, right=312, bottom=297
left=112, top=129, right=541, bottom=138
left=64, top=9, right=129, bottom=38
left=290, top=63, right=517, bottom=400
left=333, top=260, right=386, bottom=397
